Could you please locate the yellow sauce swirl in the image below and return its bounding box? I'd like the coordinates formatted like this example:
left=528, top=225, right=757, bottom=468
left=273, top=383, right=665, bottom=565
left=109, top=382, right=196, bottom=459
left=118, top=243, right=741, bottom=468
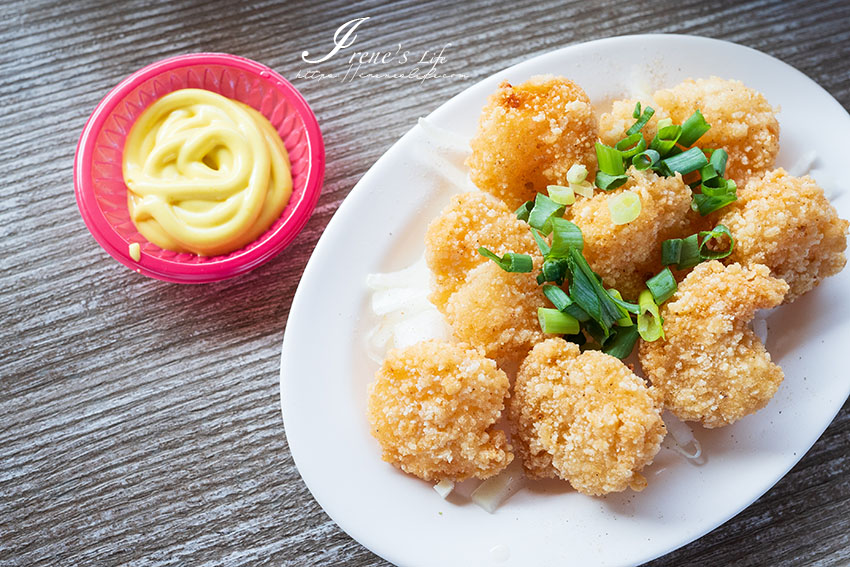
left=123, top=88, right=292, bottom=256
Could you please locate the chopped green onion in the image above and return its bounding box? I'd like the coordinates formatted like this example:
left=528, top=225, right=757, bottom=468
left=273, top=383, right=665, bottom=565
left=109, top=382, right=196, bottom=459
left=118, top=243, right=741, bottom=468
left=692, top=191, right=737, bottom=216
left=699, top=163, right=718, bottom=184
left=658, top=147, right=709, bottom=176
left=603, top=325, right=640, bottom=359
left=656, top=117, right=673, bottom=130
left=538, top=308, right=579, bottom=335
left=677, top=109, right=711, bottom=147
left=549, top=217, right=584, bottom=255
left=595, top=143, right=625, bottom=175
left=646, top=267, right=677, bottom=303
left=566, top=331, right=588, bottom=346
left=661, top=238, right=682, bottom=266
left=528, top=193, right=566, bottom=235
left=478, top=247, right=533, bottom=273
left=515, top=199, right=534, bottom=222
left=649, top=124, right=682, bottom=157
left=571, top=180, right=595, bottom=198
left=615, top=133, right=647, bottom=160
left=530, top=228, right=551, bottom=256
left=541, top=259, right=569, bottom=284
left=637, top=289, right=665, bottom=342
left=547, top=184, right=575, bottom=206
left=567, top=164, right=589, bottom=184
left=605, top=289, right=640, bottom=315
left=633, top=149, right=660, bottom=170
left=709, top=148, right=728, bottom=177
left=626, top=106, right=656, bottom=136
left=607, top=289, right=634, bottom=326
left=632, top=102, right=641, bottom=119
left=567, top=248, right=622, bottom=334
left=542, top=284, right=572, bottom=311
left=677, top=233, right=701, bottom=270
left=608, top=190, right=641, bottom=225
left=698, top=224, right=736, bottom=260
left=595, top=172, right=629, bottom=192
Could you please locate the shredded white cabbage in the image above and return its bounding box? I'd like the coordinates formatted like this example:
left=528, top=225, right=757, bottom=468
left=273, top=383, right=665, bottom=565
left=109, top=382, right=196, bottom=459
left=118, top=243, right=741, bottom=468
left=471, top=458, right=526, bottom=513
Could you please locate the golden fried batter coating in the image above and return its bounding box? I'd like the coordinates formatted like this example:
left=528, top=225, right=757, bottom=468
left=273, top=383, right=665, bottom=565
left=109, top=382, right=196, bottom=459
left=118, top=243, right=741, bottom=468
left=566, top=167, right=693, bottom=299
left=598, top=98, right=669, bottom=147
left=444, top=261, right=546, bottom=367
left=367, top=340, right=513, bottom=482
left=639, top=262, right=789, bottom=428
left=509, top=339, right=666, bottom=495
left=653, top=77, right=779, bottom=186
left=466, top=75, right=598, bottom=209
left=720, top=168, right=849, bottom=302
left=425, top=191, right=539, bottom=310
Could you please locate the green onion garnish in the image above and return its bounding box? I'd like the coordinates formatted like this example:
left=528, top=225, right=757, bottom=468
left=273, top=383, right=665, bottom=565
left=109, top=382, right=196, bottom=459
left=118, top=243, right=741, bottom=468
left=615, top=133, right=647, bottom=160
left=637, top=289, right=665, bottom=342
left=567, top=164, right=589, bottom=184
left=648, top=124, right=682, bottom=157
left=607, top=289, right=634, bottom=326
left=632, top=102, right=641, bottom=119
left=607, top=190, right=641, bottom=225
left=603, top=325, right=640, bottom=359
left=541, top=259, right=569, bottom=285
left=661, top=238, right=682, bottom=267
left=595, top=172, right=629, bottom=192
left=538, top=308, right=580, bottom=335
left=709, top=148, right=728, bottom=177
left=677, top=233, right=701, bottom=270
left=698, top=224, right=735, bottom=260
left=531, top=228, right=551, bottom=256
left=542, top=284, right=572, bottom=311
left=547, top=184, right=575, bottom=206
left=633, top=149, right=661, bottom=170
left=477, top=247, right=533, bottom=273
left=595, top=143, right=625, bottom=176
left=646, top=267, right=677, bottom=303
left=677, top=109, right=711, bottom=147
left=549, top=217, right=584, bottom=255
left=626, top=106, right=656, bottom=136
left=692, top=189, right=737, bottom=216
left=657, top=147, right=709, bottom=176
left=515, top=199, right=534, bottom=222
left=527, top=193, right=566, bottom=235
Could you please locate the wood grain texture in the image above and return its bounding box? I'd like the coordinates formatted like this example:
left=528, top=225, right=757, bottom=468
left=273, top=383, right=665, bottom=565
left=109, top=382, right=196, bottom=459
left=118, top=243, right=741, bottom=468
left=1, top=0, right=848, bottom=565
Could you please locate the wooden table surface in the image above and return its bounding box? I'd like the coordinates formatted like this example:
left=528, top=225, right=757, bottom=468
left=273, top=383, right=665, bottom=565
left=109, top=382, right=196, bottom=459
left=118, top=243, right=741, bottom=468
left=2, top=0, right=848, bottom=565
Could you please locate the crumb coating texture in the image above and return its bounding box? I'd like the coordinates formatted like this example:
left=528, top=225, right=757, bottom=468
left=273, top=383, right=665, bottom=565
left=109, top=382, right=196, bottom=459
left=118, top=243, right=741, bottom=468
left=509, top=339, right=666, bottom=495
left=598, top=98, right=669, bottom=147
left=720, top=168, right=848, bottom=302
left=567, top=168, right=693, bottom=299
left=653, top=77, right=779, bottom=186
left=467, top=75, right=598, bottom=209
left=425, top=191, right=539, bottom=310
left=639, top=262, right=789, bottom=428
left=444, top=261, right=546, bottom=367
left=368, top=340, right=513, bottom=482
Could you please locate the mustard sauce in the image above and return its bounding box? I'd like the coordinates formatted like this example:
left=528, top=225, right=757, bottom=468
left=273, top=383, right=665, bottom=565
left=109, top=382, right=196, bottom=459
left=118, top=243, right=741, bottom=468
left=122, top=89, right=292, bottom=256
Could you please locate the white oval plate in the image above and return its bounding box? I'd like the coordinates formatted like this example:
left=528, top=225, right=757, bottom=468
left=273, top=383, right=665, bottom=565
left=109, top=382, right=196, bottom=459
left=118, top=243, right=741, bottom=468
left=280, top=34, right=850, bottom=567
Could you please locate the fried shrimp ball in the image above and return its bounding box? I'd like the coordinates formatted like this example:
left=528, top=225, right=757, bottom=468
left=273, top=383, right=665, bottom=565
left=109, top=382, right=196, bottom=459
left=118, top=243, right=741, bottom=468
left=720, top=168, right=849, bottom=302
left=466, top=75, right=598, bottom=209
left=598, top=98, right=669, bottom=147
left=425, top=191, right=539, bottom=310
left=639, top=261, right=789, bottom=428
left=566, top=167, right=693, bottom=299
left=509, top=339, right=666, bottom=496
left=653, top=77, right=779, bottom=186
left=444, top=261, right=546, bottom=367
left=367, top=340, right=513, bottom=482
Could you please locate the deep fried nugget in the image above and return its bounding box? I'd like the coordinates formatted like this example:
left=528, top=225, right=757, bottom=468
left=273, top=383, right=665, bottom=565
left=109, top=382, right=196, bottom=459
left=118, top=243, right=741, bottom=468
left=466, top=75, right=598, bottom=209
left=639, top=261, right=789, bottom=428
left=444, top=261, right=546, bottom=367
left=598, top=98, right=669, bottom=147
left=566, top=167, right=692, bottom=299
left=425, top=191, right=539, bottom=310
left=509, top=339, right=666, bottom=495
left=720, top=168, right=849, bottom=302
left=367, top=340, right=513, bottom=482
left=653, top=77, right=779, bottom=186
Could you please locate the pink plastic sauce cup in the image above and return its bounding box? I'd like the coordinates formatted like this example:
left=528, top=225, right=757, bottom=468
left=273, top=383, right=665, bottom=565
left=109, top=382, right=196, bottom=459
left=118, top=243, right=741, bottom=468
left=74, top=53, right=325, bottom=283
